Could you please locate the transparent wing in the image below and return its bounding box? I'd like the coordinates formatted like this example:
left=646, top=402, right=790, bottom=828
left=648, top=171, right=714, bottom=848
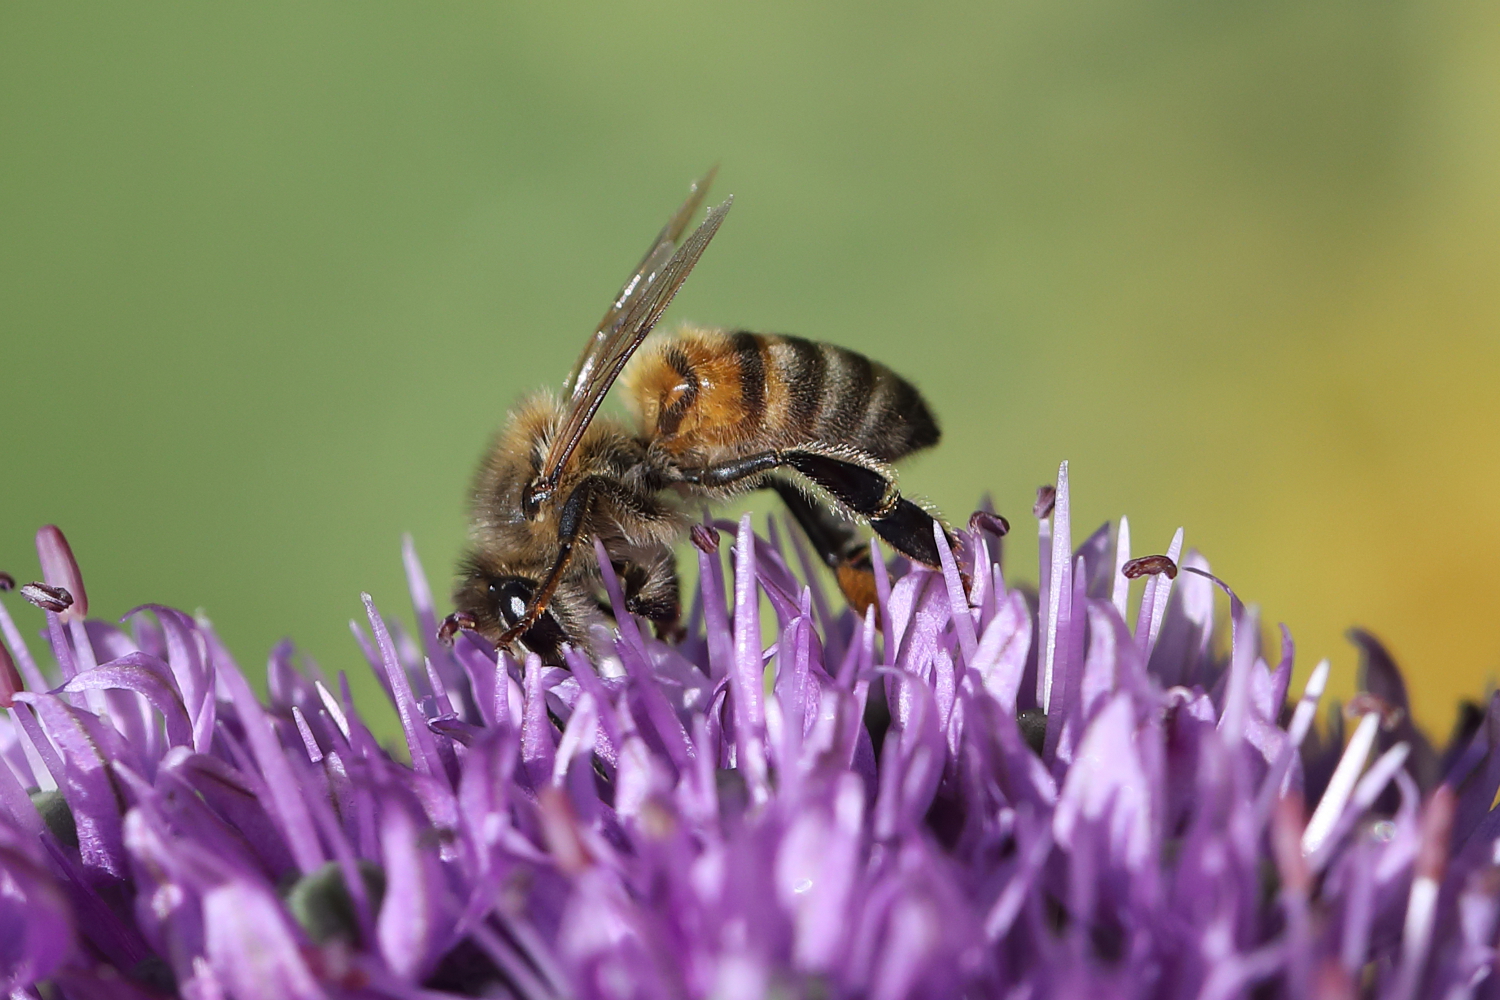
left=563, top=167, right=719, bottom=400
left=533, top=195, right=732, bottom=497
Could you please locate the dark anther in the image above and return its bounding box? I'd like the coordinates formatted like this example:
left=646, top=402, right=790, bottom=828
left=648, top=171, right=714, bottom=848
left=968, top=511, right=1010, bottom=538
left=690, top=524, right=720, bottom=553
left=1346, top=692, right=1405, bottom=731
left=20, top=582, right=73, bottom=613
left=1033, top=485, right=1056, bottom=519
left=437, top=611, right=477, bottom=648
left=0, top=572, right=13, bottom=592
left=1122, top=555, right=1178, bottom=580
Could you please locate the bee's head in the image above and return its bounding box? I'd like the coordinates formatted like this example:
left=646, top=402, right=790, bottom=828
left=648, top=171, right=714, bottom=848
left=453, top=563, right=570, bottom=665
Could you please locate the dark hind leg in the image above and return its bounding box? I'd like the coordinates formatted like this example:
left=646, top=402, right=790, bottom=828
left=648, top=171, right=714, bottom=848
left=679, top=449, right=956, bottom=609
left=784, top=453, right=952, bottom=570
left=768, top=480, right=880, bottom=613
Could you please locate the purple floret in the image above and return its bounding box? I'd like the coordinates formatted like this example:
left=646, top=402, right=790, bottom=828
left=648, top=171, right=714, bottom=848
left=1, top=468, right=1498, bottom=999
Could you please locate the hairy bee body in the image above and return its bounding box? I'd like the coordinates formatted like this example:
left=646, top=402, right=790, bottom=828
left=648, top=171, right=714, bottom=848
left=457, top=394, right=683, bottom=651
left=624, top=326, right=940, bottom=467
left=452, top=178, right=955, bottom=665
left=457, top=326, right=944, bottom=662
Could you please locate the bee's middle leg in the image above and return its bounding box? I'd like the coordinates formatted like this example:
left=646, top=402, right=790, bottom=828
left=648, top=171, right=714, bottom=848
left=614, top=554, right=683, bottom=641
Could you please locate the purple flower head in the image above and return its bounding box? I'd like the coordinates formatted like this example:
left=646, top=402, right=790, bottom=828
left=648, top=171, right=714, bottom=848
left=1, top=464, right=1497, bottom=999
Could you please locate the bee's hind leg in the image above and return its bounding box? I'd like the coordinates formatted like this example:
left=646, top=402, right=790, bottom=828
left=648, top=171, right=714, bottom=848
left=679, top=449, right=956, bottom=567
left=774, top=452, right=958, bottom=578
left=679, top=449, right=959, bottom=612
left=768, top=480, right=879, bottom=615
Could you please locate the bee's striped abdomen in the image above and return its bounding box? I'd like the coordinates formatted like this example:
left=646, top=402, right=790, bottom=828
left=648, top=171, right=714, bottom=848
left=761, top=333, right=939, bottom=463
left=624, top=327, right=940, bottom=466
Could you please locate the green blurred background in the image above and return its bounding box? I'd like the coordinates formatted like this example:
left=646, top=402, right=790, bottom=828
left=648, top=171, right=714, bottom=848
left=3, top=3, right=1498, bottom=735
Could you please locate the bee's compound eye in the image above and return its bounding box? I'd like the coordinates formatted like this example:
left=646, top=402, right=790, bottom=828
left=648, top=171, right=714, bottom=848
left=487, top=577, right=569, bottom=665
left=488, top=578, right=535, bottom=630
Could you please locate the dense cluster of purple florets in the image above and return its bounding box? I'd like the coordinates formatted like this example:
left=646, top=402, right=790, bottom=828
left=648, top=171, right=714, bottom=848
left=2, top=463, right=1498, bottom=999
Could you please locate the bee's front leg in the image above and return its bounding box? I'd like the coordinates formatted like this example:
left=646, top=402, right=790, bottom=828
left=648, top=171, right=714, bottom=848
left=496, top=477, right=601, bottom=653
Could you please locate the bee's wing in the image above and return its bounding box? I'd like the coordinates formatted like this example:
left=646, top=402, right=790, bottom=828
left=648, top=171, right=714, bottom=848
left=563, top=167, right=719, bottom=400
left=537, top=195, right=732, bottom=489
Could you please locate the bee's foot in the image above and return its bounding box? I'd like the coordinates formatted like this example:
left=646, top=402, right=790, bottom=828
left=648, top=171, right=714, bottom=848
left=495, top=624, right=528, bottom=656
left=437, top=611, right=477, bottom=648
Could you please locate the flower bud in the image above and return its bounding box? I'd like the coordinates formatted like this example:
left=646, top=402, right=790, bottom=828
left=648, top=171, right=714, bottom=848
left=36, top=526, right=87, bottom=621
left=0, top=637, right=22, bottom=709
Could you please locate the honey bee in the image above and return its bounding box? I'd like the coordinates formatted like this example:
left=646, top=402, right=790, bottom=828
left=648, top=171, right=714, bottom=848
left=453, top=170, right=953, bottom=664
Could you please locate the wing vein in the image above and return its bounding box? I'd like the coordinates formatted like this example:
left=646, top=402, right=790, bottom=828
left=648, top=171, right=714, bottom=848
left=526, top=185, right=732, bottom=509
